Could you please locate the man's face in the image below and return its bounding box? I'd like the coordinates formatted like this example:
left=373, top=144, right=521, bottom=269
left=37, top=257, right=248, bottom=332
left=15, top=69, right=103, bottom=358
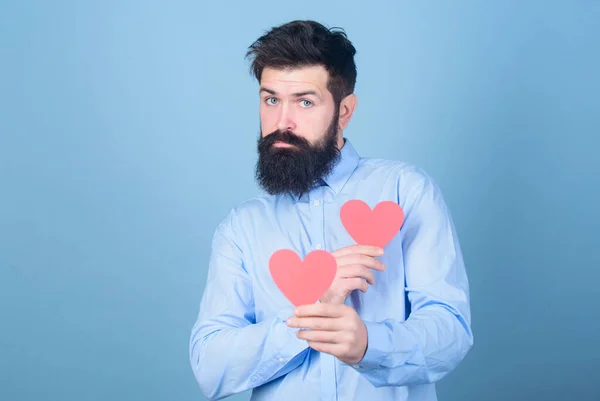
left=255, top=65, right=342, bottom=197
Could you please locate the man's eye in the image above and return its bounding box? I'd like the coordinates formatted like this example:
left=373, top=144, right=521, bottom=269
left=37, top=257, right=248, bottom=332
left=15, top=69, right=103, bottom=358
left=300, top=100, right=313, bottom=108
left=266, top=98, right=278, bottom=105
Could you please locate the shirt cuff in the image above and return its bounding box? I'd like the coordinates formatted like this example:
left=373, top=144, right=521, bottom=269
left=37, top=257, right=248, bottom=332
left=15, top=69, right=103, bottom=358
left=351, top=320, right=389, bottom=371
left=249, top=306, right=309, bottom=384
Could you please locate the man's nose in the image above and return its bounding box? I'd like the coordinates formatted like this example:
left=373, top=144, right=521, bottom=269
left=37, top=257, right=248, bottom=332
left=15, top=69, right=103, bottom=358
left=276, top=104, right=296, bottom=132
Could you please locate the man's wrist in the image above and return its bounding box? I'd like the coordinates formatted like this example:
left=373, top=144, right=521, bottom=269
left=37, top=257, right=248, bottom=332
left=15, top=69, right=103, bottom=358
left=350, top=320, right=386, bottom=370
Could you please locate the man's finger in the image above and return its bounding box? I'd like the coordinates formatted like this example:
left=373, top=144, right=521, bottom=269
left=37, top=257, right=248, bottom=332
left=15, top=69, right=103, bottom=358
left=306, top=341, right=346, bottom=357
left=286, top=317, right=340, bottom=330
left=296, top=329, right=340, bottom=343
left=293, top=302, right=347, bottom=318
left=339, top=265, right=375, bottom=285
left=336, top=255, right=386, bottom=272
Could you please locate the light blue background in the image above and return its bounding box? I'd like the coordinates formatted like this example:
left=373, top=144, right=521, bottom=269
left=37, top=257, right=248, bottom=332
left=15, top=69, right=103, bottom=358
left=1, top=1, right=599, bottom=400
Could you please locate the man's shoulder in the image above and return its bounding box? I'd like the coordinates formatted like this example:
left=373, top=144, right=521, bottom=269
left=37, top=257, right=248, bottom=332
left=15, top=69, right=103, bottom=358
left=356, top=155, right=434, bottom=189
left=213, top=193, right=277, bottom=229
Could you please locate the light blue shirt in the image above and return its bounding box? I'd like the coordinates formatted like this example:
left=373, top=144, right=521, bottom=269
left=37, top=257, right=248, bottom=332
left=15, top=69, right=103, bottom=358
left=189, top=138, right=473, bottom=401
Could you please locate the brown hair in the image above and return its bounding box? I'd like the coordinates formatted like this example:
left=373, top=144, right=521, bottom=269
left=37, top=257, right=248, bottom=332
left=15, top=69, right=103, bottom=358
left=246, top=20, right=357, bottom=105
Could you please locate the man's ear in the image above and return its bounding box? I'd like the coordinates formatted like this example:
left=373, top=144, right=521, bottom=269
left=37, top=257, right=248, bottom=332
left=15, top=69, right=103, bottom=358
left=338, top=93, right=357, bottom=130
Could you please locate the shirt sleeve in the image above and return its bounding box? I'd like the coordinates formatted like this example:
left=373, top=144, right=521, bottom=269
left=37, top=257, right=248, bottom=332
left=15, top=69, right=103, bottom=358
left=349, top=172, right=474, bottom=388
left=189, top=210, right=310, bottom=400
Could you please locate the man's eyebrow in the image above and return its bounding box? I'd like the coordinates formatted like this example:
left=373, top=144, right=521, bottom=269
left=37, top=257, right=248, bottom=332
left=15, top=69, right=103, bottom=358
left=291, top=90, right=319, bottom=97
left=259, top=87, right=320, bottom=98
left=260, top=87, right=277, bottom=95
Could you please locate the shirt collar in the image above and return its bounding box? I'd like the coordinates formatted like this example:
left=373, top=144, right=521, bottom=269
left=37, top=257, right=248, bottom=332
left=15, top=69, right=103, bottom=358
left=293, top=137, right=360, bottom=201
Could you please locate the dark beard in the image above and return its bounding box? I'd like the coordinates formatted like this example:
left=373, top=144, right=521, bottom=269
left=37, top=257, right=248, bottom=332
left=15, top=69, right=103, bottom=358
left=255, top=113, right=341, bottom=198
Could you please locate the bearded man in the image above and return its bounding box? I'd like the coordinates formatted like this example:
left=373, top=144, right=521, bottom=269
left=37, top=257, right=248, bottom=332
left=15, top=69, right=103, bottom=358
left=189, top=19, right=473, bottom=401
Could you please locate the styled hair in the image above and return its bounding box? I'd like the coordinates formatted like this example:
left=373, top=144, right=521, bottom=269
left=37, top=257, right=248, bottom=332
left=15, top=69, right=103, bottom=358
left=245, top=20, right=357, bottom=105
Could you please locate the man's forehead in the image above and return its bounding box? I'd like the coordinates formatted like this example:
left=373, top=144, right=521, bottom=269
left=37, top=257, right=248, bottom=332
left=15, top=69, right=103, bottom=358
left=260, top=66, right=328, bottom=96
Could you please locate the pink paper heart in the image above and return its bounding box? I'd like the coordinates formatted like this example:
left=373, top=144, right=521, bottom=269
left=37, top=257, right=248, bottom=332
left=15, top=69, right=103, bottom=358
left=340, top=200, right=405, bottom=248
left=269, top=249, right=337, bottom=306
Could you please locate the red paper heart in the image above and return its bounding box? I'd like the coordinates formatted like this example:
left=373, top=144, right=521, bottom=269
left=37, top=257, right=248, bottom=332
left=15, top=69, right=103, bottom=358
left=269, top=249, right=337, bottom=306
left=340, top=200, right=405, bottom=248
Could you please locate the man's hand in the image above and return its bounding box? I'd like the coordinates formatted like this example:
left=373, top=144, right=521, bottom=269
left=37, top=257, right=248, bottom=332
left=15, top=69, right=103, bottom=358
left=320, top=244, right=386, bottom=304
left=286, top=303, right=368, bottom=365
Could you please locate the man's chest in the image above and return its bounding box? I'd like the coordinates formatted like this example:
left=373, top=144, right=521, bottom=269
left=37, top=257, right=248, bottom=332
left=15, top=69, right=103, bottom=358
left=235, top=196, right=408, bottom=323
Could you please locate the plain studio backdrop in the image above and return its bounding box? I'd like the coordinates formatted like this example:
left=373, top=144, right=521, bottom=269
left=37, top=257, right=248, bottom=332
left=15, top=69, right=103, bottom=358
left=1, top=1, right=599, bottom=400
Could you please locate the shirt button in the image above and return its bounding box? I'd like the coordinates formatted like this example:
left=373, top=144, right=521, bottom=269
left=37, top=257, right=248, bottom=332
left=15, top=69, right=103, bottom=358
left=279, top=358, right=285, bottom=363
left=313, top=200, right=320, bottom=206
left=316, top=243, right=322, bottom=250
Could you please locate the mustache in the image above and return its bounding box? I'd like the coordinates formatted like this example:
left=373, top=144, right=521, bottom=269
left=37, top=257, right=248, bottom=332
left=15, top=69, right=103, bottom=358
left=260, top=130, right=311, bottom=148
